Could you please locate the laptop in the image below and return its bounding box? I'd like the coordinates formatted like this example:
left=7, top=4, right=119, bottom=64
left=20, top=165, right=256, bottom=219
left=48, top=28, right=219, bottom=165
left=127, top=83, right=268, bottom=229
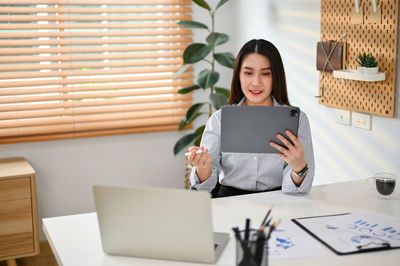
left=221, top=105, right=300, bottom=153
left=93, top=185, right=229, bottom=263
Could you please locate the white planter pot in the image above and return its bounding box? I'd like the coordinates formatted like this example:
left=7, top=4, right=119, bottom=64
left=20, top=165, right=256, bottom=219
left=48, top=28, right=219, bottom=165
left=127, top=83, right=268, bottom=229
left=357, top=66, right=365, bottom=73
left=363, top=66, right=379, bottom=74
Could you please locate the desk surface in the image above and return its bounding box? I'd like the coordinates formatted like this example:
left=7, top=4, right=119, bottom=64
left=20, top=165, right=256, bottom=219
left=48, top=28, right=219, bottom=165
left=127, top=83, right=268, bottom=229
left=43, top=179, right=400, bottom=266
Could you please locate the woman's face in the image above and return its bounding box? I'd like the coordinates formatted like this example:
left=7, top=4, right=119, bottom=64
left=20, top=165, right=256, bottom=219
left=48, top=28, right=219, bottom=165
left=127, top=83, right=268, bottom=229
left=239, top=53, right=273, bottom=106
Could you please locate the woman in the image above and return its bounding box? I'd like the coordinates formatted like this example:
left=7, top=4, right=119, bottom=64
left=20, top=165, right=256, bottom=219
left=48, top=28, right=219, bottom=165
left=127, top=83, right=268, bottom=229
left=187, top=39, right=315, bottom=197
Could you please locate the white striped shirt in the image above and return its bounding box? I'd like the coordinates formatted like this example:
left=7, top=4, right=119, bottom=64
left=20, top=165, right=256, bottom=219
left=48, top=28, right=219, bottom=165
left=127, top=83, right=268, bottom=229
left=190, top=97, right=315, bottom=193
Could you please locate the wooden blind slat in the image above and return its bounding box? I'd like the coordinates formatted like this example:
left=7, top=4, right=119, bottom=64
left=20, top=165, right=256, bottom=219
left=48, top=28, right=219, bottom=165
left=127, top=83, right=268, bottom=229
left=0, top=44, right=189, bottom=55
left=0, top=116, right=183, bottom=138
left=2, top=14, right=191, bottom=22
left=0, top=59, right=183, bottom=72
left=0, top=22, right=185, bottom=30
left=0, top=66, right=181, bottom=79
left=0, top=72, right=193, bottom=89
left=0, top=101, right=192, bottom=120
left=74, top=125, right=180, bottom=139
left=0, top=125, right=180, bottom=145
left=0, top=51, right=183, bottom=64
left=3, top=0, right=192, bottom=5
left=0, top=52, right=184, bottom=65
left=0, top=37, right=192, bottom=47
left=0, top=6, right=192, bottom=14
left=0, top=29, right=192, bottom=39
left=0, top=80, right=193, bottom=95
left=0, top=109, right=187, bottom=128
left=0, top=88, right=185, bottom=104
left=0, top=94, right=192, bottom=112
left=0, top=0, right=193, bottom=143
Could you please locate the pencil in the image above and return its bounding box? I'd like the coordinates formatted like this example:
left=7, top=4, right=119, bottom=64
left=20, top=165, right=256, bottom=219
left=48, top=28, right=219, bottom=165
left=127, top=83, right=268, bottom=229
left=267, top=219, right=281, bottom=240
left=264, top=217, right=272, bottom=229
left=256, top=217, right=272, bottom=237
left=259, top=205, right=273, bottom=230
left=244, top=218, right=251, bottom=241
left=232, top=227, right=242, bottom=241
left=184, top=150, right=203, bottom=156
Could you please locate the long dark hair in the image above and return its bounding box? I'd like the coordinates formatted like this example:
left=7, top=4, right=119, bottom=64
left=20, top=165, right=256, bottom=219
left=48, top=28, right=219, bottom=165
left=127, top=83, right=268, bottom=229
left=229, top=39, right=290, bottom=105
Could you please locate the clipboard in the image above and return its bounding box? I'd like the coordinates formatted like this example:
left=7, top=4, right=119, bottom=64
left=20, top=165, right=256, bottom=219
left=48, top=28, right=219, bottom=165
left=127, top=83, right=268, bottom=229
left=292, top=210, right=400, bottom=255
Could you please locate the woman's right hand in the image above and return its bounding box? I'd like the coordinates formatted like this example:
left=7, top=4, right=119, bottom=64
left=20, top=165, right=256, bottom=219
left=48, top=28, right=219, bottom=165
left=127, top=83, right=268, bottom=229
left=187, top=146, right=212, bottom=183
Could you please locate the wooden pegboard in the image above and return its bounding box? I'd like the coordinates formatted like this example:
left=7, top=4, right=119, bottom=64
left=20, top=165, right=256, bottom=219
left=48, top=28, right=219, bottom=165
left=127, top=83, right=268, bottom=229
left=319, top=0, right=399, bottom=117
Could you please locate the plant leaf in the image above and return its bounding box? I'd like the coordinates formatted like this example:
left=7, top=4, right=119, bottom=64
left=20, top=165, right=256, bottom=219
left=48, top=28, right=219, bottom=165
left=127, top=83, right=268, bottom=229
left=197, top=69, right=220, bottom=89
left=179, top=112, right=203, bottom=130
left=178, top=118, right=187, bottom=131
left=193, top=125, right=206, bottom=146
left=186, top=103, right=205, bottom=120
left=179, top=103, right=206, bottom=130
left=210, top=92, right=228, bottom=110
left=178, top=84, right=200, bottom=94
left=216, top=0, right=229, bottom=10
left=195, top=125, right=206, bottom=135
left=174, top=64, right=191, bottom=79
left=177, top=20, right=208, bottom=30
left=192, top=0, right=211, bottom=11
left=215, top=87, right=230, bottom=98
left=197, top=70, right=208, bottom=88
left=194, top=134, right=202, bottom=146
left=183, top=43, right=211, bottom=64
left=206, top=32, right=229, bottom=46
left=173, top=133, right=202, bottom=155
left=214, top=52, right=235, bottom=68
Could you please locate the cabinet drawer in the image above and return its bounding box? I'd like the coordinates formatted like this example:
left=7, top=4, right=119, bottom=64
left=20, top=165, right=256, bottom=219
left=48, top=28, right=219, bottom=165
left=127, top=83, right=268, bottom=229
left=0, top=177, right=31, bottom=202
left=0, top=198, right=34, bottom=257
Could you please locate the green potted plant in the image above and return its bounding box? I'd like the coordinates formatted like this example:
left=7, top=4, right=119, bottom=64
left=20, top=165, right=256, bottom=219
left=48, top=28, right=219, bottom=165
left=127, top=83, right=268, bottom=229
left=173, top=0, right=235, bottom=155
left=355, top=52, right=379, bottom=74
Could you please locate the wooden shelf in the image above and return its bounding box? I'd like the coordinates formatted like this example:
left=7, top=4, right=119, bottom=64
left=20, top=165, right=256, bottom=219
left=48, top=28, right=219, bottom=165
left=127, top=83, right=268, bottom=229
left=0, top=158, right=39, bottom=265
left=333, top=70, right=386, bottom=82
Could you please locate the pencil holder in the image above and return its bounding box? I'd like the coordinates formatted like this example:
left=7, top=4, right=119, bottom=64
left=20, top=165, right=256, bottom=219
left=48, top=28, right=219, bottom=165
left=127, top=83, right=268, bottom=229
left=235, top=229, right=268, bottom=266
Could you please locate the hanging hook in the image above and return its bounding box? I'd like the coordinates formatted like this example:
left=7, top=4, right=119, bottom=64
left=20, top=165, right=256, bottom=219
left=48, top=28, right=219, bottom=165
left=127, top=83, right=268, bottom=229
left=320, top=32, right=326, bottom=42
left=354, top=0, right=361, bottom=13
left=372, top=0, right=378, bottom=13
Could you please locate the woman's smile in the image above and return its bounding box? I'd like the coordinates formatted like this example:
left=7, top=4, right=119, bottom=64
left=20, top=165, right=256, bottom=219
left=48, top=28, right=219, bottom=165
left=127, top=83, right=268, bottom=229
left=249, top=89, right=263, bottom=95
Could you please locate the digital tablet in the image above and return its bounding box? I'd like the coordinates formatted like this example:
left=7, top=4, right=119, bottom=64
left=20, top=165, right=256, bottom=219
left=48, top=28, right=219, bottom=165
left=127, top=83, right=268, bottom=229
left=220, top=105, right=300, bottom=154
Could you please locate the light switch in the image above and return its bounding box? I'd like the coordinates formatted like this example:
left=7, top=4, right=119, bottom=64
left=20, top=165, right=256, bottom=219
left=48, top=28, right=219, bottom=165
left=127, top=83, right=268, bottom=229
left=335, top=109, right=351, bottom=126
left=352, top=112, right=371, bottom=130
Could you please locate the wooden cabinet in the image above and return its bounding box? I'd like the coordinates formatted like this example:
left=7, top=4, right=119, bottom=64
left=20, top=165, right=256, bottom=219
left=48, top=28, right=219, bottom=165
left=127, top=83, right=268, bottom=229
left=0, top=158, right=39, bottom=266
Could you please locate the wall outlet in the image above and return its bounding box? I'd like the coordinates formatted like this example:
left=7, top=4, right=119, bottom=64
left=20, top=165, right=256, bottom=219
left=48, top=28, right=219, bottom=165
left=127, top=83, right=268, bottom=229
left=352, top=112, right=371, bottom=130
left=335, top=109, right=351, bottom=125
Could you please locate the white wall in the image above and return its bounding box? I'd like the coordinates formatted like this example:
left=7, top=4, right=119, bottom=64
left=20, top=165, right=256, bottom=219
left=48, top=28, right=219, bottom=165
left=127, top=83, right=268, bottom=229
left=0, top=131, right=187, bottom=239
left=213, top=0, right=400, bottom=185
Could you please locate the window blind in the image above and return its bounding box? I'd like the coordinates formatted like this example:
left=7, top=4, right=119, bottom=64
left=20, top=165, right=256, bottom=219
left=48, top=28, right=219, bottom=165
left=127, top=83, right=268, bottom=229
left=0, top=0, right=193, bottom=143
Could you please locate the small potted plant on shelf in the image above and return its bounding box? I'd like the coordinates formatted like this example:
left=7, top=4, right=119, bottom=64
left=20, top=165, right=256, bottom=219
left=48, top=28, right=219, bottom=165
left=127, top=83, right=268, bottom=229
left=355, top=52, right=379, bottom=74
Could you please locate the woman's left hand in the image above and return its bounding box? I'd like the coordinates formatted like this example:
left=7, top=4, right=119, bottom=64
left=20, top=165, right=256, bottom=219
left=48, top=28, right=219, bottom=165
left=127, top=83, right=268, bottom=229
left=269, top=130, right=307, bottom=173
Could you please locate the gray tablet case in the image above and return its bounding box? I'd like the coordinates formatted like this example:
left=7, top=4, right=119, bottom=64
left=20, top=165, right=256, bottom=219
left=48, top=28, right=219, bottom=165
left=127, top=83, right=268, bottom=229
left=221, top=105, right=300, bottom=153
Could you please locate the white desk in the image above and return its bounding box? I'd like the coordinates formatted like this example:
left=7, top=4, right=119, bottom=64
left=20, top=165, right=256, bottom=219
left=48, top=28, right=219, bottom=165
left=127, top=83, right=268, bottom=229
left=43, top=179, right=400, bottom=266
